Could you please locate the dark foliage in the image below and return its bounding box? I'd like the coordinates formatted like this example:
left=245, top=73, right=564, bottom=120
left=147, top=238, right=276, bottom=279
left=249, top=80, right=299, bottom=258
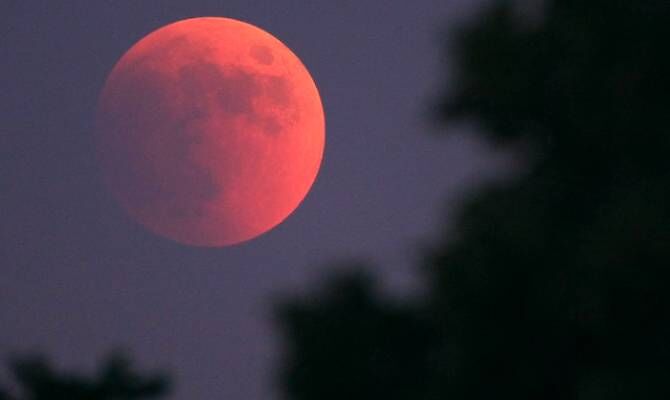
left=0, top=354, right=169, bottom=400
left=277, top=1, right=670, bottom=399
left=276, top=267, right=435, bottom=400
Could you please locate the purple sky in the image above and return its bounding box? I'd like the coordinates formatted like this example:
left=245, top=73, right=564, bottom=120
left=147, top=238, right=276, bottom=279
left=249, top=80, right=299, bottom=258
left=1, top=1, right=507, bottom=399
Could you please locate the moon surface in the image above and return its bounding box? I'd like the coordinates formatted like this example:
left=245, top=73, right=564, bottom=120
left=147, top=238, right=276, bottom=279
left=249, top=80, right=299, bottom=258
left=96, top=17, right=325, bottom=247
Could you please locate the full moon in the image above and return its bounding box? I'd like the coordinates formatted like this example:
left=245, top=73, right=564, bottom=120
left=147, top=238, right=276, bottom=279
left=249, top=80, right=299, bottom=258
left=96, top=17, right=325, bottom=247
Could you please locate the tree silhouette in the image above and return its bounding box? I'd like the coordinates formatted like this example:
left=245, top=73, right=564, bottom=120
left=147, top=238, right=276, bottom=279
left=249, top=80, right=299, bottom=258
left=276, top=266, right=435, bottom=400
left=0, top=353, right=169, bottom=400
left=277, top=1, right=670, bottom=399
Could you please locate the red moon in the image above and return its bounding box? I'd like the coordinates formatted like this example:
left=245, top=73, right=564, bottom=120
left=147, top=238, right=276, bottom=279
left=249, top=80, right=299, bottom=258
left=96, top=17, right=325, bottom=247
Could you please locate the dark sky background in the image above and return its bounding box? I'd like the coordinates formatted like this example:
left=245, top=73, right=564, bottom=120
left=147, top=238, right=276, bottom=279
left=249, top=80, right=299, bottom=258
left=1, top=1, right=509, bottom=399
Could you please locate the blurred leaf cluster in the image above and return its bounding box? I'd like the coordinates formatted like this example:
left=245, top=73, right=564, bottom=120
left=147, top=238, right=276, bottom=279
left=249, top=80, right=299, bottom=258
left=0, top=354, right=168, bottom=400
left=277, top=1, right=670, bottom=399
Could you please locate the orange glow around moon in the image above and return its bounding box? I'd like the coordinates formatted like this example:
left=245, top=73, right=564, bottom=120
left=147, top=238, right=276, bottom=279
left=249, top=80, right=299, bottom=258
left=96, top=17, right=325, bottom=247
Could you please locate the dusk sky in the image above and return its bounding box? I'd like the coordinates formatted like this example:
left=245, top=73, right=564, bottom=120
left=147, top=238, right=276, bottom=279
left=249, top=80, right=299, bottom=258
left=2, top=1, right=509, bottom=399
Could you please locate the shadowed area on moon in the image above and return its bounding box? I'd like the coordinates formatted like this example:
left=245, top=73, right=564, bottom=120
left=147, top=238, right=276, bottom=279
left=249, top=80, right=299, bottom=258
left=101, top=62, right=294, bottom=213
left=96, top=18, right=323, bottom=246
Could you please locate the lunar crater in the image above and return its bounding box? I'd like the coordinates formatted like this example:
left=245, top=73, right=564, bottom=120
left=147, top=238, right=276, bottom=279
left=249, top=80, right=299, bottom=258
left=250, top=45, right=274, bottom=65
left=174, top=60, right=294, bottom=138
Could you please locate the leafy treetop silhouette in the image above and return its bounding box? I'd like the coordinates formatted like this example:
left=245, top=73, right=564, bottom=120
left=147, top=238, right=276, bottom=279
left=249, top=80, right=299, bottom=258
left=276, top=1, right=670, bottom=399
left=0, top=354, right=169, bottom=400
